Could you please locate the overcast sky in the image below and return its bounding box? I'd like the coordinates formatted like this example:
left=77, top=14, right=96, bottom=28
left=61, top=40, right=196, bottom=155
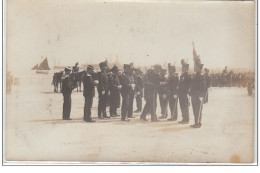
left=6, top=0, right=255, bottom=74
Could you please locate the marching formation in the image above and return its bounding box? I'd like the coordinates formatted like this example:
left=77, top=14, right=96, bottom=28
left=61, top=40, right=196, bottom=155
left=58, top=43, right=211, bottom=128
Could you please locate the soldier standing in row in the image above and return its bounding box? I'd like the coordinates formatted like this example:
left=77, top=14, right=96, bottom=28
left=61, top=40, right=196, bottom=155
left=109, top=65, right=122, bottom=117
left=127, top=65, right=136, bottom=118
left=158, top=68, right=169, bottom=119
left=61, top=67, right=74, bottom=120
left=190, top=59, right=207, bottom=128
left=134, top=69, right=144, bottom=113
left=178, top=60, right=191, bottom=124
left=97, top=61, right=110, bottom=119
left=140, top=65, right=161, bottom=122
left=120, top=64, right=135, bottom=121
left=167, top=63, right=179, bottom=121
left=82, top=65, right=98, bottom=122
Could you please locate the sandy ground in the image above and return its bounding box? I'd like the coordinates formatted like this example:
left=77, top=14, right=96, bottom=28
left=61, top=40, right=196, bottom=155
left=4, top=71, right=256, bottom=163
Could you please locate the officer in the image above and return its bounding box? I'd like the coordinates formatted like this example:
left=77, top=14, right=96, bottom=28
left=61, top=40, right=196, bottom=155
left=109, top=65, right=122, bottom=117
left=82, top=65, right=98, bottom=122
left=158, top=68, right=169, bottom=119
left=134, top=68, right=144, bottom=113
left=167, top=63, right=179, bottom=121
left=140, top=65, right=161, bottom=122
left=61, top=67, right=74, bottom=120
left=190, top=63, right=207, bottom=128
left=97, top=60, right=110, bottom=119
left=120, top=64, right=135, bottom=121
left=178, top=60, right=191, bottom=124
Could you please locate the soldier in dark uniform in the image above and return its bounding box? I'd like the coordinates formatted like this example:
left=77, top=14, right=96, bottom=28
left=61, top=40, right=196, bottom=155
left=167, top=63, right=179, bottom=121
left=109, top=65, right=122, bottom=117
left=97, top=61, right=110, bottom=119
left=82, top=65, right=98, bottom=122
left=158, top=68, right=169, bottom=119
left=178, top=60, right=191, bottom=124
left=203, top=68, right=211, bottom=103
left=127, top=65, right=136, bottom=118
left=190, top=63, right=207, bottom=128
left=134, top=69, right=144, bottom=113
left=61, top=67, right=74, bottom=120
left=120, top=64, right=135, bottom=121
left=140, top=65, right=161, bottom=122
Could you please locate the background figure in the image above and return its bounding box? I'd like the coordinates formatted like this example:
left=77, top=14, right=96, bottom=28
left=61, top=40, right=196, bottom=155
left=167, top=63, right=179, bottom=121
left=61, top=67, right=73, bottom=120
left=140, top=65, right=161, bottom=122
left=82, top=65, right=97, bottom=122
left=204, top=68, right=211, bottom=103
left=120, top=64, right=134, bottom=121
left=158, top=68, right=169, bottom=119
left=127, top=65, right=136, bottom=118
left=178, top=60, right=191, bottom=124
left=97, top=61, right=109, bottom=119
left=134, top=69, right=144, bottom=113
left=109, top=65, right=122, bottom=117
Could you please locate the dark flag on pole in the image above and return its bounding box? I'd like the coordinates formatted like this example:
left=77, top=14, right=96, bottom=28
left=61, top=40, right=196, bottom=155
left=192, top=42, right=202, bottom=71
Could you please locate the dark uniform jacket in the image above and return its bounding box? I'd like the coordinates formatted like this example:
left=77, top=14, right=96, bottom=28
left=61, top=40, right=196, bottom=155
left=97, top=71, right=109, bottom=94
left=143, top=70, right=161, bottom=100
left=108, top=72, right=120, bottom=92
left=190, top=73, right=207, bottom=98
left=167, top=73, right=179, bottom=95
left=120, top=72, right=135, bottom=95
left=158, top=75, right=169, bottom=96
left=62, top=75, right=73, bottom=95
left=82, top=72, right=95, bottom=98
left=178, top=72, right=191, bottom=95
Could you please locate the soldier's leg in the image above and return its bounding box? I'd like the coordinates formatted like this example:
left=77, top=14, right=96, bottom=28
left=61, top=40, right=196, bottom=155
left=62, top=94, right=68, bottom=120
left=168, top=95, right=174, bottom=117
left=98, top=94, right=102, bottom=118
left=84, top=97, right=88, bottom=121
left=127, top=92, right=134, bottom=118
left=172, top=98, right=178, bottom=119
left=68, top=94, right=72, bottom=119
left=135, top=95, right=142, bottom=112
left=103, top=93, right=108, bottom=117
left=87, top=97, right=94, bottom=121
left=151, top=90, right=158, bottom=121
left=140, top=100, right=149, bottom=120
left=191, top=96, right=199, bottom=124
left=121, top=94, right=129, bottom=120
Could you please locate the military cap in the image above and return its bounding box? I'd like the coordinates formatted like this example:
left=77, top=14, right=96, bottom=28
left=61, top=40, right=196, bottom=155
left=99, top=61, right=108, bottom=68
left=111, top=65, right=119, bottom=73
left=87, top=65, right=94, bottom=71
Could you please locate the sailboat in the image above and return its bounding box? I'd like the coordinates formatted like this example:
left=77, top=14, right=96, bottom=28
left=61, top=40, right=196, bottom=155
left=31, top=57, right=51, bottom=74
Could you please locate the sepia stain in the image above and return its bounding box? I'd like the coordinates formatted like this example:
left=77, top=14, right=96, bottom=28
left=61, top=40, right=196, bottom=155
left=230, top=154, right=240, bottom=163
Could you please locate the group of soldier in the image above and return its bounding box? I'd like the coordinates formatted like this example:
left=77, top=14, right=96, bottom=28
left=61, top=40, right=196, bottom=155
left=61, top=56, right=209, bottom=128
left=210, top=66, right=254, bottom=89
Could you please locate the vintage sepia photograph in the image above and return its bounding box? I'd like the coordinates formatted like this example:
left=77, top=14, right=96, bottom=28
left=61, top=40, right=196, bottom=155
left=3, top=0, right=257, bottom=164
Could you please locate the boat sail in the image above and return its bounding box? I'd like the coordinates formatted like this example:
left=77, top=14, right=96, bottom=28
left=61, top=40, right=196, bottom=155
left=31, top=64, right=39, bottom=70
left=33, top=57, right=51, bottom=74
